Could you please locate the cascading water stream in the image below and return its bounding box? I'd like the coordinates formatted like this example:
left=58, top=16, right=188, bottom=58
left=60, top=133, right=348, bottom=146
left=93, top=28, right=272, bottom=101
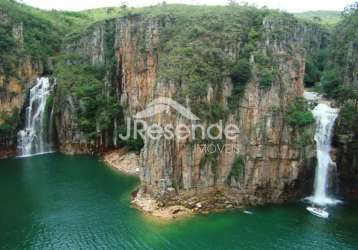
left=306, top=102, right=341, bottom=206
left=17, top=77, right=54, bottom=157
left=113, top=120, right=118, bottom=147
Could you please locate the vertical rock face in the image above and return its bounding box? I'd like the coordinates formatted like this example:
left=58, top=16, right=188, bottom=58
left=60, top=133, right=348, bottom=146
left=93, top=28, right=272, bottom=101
left=58, top=24, right=108, bottom=154
left=59, top=12, right=321, bottom=206
left=329, top=11, right=358, bottom=200
left=0, top=18, right=44, bottom=158
left=334, top=127, right=358, bottom=198
left=66, top=24, right=106, bottom=65
left=57, top=15, right=161, bottom=153
left=334, top=101, right=358, bottom=198
left=54, top=94, right=89, bottom=154
left=0, top=0, right=62, bottom=158
left=138, top=15, right=317, bottom=206
left=114, top=15, right=159, bottom=114
left=343, top=41, right=358, bottom=85
left=0, top=58, right=42, bottom=157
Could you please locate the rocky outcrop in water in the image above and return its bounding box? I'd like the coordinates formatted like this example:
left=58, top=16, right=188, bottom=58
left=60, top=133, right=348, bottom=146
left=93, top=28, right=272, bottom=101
left=334, top=112, right=358, bottom=198
left=103, top=148, right=140, bottom=175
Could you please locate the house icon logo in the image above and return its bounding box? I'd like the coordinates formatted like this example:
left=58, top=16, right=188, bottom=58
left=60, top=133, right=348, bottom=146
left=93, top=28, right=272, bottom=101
left=133, top=97, right=200, bottom=121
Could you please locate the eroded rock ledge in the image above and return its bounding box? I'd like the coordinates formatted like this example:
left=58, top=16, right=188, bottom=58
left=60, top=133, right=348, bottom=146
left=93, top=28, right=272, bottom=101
left=0, top=147, right=16, bottom=160
left=103, top=148, right=140, bottom=176
left=131, top=187, right=254, bottom=219
left=131, top=190, right=193, bottom=220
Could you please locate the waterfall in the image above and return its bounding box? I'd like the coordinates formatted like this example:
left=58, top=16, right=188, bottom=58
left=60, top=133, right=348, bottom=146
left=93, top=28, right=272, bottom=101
left=113, top=120, right=118, bottom=147
left=49, top=106, right=55, bottom=146
left=17, top=77, right=54, bottom=157
left=306, top=103, right=341, bottom=206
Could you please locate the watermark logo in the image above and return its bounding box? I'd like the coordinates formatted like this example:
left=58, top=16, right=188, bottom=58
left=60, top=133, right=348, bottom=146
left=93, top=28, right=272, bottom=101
left=119, top=97, right=240, bottom=145
left=133, top=97, right=200, bottom=121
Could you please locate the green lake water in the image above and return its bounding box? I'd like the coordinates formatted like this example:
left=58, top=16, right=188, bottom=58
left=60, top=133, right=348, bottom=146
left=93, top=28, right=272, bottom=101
left=0, top=153, right=357, bottom=250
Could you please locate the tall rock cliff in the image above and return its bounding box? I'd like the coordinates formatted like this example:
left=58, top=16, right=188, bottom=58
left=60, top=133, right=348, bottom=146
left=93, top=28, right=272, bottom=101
left=328, top=7, right=358, bottom=199
left=0, top=4, right=54, bottom=158
left=55, top=8, right=325, bottom=207
left=0, top=0, right=111, bottom=157
left=137, top=13, right=318, bottom=206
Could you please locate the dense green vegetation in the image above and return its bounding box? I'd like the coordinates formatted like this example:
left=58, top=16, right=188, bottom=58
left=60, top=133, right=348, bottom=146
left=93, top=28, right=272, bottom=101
left=338, top=101, right=358, bottom=133
left=0, top=108, right=19, bottom=137
left=304, top=56, right=323, bottom=87
left=1, top=0, right=125, bottom=33
left=157, top=7, right=255, bottom=84
left=319, top=3, right=358, bottom=134
left=0, top=0, right=61, bottom=72
left=230, top=59, right=252, bottom=85
left=294, top=11, right=342, bottom=27
left=117, top=120, right=144, bottom=152
left=301, top=23, right=330, bottom=88
left=54, top=54, right=120, bottom=141
left=286, top=97, right=315, bottom=128
left=53, top=52, right=143, bottom=149
left=285, top=97, right=315, bottom=149
left=321, top=5, right=358, bottom=100
left=0, top=0, right=126, bottom=78
left=228, top=155, right=244, bottom=182
left=151, top=4, right=286, bottom=118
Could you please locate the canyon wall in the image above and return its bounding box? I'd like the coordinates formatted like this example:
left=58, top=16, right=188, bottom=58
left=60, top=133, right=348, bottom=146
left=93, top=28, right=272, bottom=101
left=335, top=117, right=358, bottom=198
left=327, top=8, right=358, bottom=199
left=0, top=10, right=47, bottom=158
left=3, top=1, right=347, bottom=207
left=57, top=10, right=325, bottom=206
left=137, top=14, right=318, bottom=206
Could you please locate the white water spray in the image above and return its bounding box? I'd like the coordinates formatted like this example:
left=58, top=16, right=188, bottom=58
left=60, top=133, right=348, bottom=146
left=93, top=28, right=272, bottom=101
left=306, top=103, right=341, bottom=206
left=17, top=77, right=54, bottom=157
